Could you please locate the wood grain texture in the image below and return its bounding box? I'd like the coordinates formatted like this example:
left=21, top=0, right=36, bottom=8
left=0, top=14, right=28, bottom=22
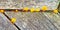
left=5, top=12, right=60, bottom=30
left=0, top=13, right=18, bottom=30
left=0, top=0, right=59, bottom=9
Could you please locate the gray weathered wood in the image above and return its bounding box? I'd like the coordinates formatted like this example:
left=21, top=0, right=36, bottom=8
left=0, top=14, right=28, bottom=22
left=0, top=0, right=59, bottom=9
left=43, top=12, right=60, bottom=30
left=5, top=12, right=59, bottom=30
left=0, top=13, right=18, bottom=30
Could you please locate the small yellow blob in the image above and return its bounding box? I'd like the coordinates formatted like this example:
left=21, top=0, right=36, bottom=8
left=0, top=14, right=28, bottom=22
left=53, top=9, right=58, bottom=14
left=30, top=8, right=35, bottom=12
left=35, top=8, right=40, bottom=12
left=41, top=6, right=48, bottom=11
left=23, top=7, right=29, bottom=11
left=11, top=18, right=16, bottom=23
left=15, top=9, right=18, bottom=12
left=0, top=10, right=4, bottom=13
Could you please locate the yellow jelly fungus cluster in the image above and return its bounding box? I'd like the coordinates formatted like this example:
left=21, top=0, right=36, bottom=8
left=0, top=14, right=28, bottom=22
left=15, top=9, right=18, bottom=12
left=30, top=8, right=40, bottom=12
left=41, top=6, right=48, bottom=11
left=23, top=7, right=29, bottom=11
left=0, top=6, right=59, bottom=14
left=30, top=8, right=35, bottom=12
left=53, top=9, right=58, bottom=14
left=35, top=8, right=40, bottom=12
left=11, top=18, right=16, bottom=23
left=0, top=10, right=4, bottom=13
left=23, top=7, right=40, bottom=12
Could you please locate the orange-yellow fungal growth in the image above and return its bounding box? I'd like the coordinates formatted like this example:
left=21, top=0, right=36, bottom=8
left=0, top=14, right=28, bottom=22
left=23, top=7, right=29, bottom=11
left=53, top=9, right=58, bottom=14
left=0, top=10, right=4, bottom=13
left=11, top=18, right=16, bottom=23
left=41, top=6, right=48, bottom=11
left=30, top=8, right=35, bottom=12
left=15, top=9, right=18, bottom=12
left=35, top=8, right=40, bottom=12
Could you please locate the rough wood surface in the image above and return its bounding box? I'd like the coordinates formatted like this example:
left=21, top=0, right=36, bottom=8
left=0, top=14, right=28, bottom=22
left=0, top=13, right=18, bottom=30
left=0, top=0, right=59, bottom=9
left=5, top=12, right=60, bottom=30
left=43, top=12, right=60, bottom=30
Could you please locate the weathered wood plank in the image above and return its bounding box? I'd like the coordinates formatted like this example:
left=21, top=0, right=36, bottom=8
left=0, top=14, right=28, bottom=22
left=43, top=12, right=60, bottom=30
left=0, top=0, right=59, bottom=9
left=0, top=13, right=18, bottom=30
left=5, top=12, right=58, bottom=30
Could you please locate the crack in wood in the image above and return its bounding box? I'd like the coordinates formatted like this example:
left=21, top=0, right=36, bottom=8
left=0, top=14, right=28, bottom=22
left=2, top=12, right=21, bottom=30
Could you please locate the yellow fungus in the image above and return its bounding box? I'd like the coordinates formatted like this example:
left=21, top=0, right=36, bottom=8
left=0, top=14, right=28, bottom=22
left=53, top=9, right=58, bottom=14
left=11, top=18, right=16, bottom=23
left=0, top=10, right=4, bottom=13
left=23, top=7, right=29, bottom=11
left=15, top=9, right=18, bottom=12
left=30, top=8, right=35, bottom=12
left=35, top=8, right=40, bottom=12
left=41, top=6, right=48, bottom=11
